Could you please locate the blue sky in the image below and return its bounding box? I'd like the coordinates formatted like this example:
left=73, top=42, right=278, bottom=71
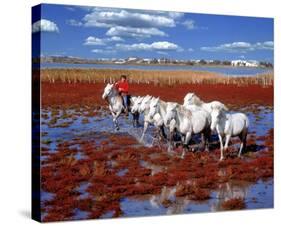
left=32, top=4, right=274, bottom=62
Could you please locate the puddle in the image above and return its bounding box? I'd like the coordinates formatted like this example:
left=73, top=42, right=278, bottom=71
left=120, top=179, right=273, bottom=216
left=117, top=169, right=129, bottom=177
left=75, top=182, right=91, bottom=200
left=72, top=208, right=90, bottom=220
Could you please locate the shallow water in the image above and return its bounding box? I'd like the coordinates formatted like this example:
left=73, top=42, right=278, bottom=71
left=40, top=104, right=273, bottom=219
left=118, top=179, right=273, bottom=217
left=41, top=104, right=273, bottom=155
left=39, top=62, right=271, bottom=76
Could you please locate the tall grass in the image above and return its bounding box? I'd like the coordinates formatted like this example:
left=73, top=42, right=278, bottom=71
left=39, top=68, right=273, bottom=86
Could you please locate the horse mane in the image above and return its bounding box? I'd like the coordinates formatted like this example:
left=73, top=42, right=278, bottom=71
left=192, top=95, right=204, bottom=106
left=211, top=101, right=228, bottom=111
left=143, top=95, right=152, bottom=103
left=108, top=84, right=118, bottom=96
left=159, top=99, right=167, bottom=108
left=178, top=105, right=192, bottom=119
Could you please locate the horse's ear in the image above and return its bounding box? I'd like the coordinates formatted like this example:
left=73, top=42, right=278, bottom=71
left=223, top=105, right=229, bottom=111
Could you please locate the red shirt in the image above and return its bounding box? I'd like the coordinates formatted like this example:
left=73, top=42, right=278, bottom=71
left=115, top=80, right=129, bottom=94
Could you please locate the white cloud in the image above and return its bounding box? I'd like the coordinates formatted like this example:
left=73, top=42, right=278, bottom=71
left=182, top=19, right=207, bottom=30
left=255, top=41, right=274, bottom=50
left=106, top=26, right=166, bottom=38
left=66, top=19, right=83, bottom=26
left=109, top=36, right=124, bottom=42
left=167, top=12, right=184, bottom=19
left=187, top=48, right=194, bottom=52
left=83, top=9, right=176, bottom=28
left=32, top=19, right=59, bottom=33
left=69, top=8, right=184, bottom=40
left=84, top=36, right=124, bottom=46
left=84, top=36, right=106, bottom=45
left=91, top=49, right=116, bottom=54
left=182, top=19, right=196, bottom=30
left=115, top=41, right=183, bottom=52
left=200, top=41, right=274, bottom=53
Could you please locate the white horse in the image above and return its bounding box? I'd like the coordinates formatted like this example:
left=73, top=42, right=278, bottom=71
left=183, top=93, right=228, bottom=114
left=210, top=102, right=249, bottom=160
left=130, top=96, right=144, bottom=115
left=131, top=95, right=166, bottom=141
left=148, top=97, right=185, bottom=151
left=165, top=103, right=211, bottom=158
left=102, top=83, right=139, bottom=130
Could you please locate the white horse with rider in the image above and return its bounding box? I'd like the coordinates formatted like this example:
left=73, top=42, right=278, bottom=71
left=102, top=83, right=139, bottom=130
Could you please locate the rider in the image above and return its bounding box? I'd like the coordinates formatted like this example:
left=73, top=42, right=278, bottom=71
left=115, top=75, right=129, bottom=115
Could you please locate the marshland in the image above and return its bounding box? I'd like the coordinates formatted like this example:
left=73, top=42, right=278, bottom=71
left=38, top=68, right=273, bottom=221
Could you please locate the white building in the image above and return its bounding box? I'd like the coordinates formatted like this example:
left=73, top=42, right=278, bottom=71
left=231, top=60, right=259, bottom=67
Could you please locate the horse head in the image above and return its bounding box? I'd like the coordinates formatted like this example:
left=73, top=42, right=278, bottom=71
left=131, top=96, right=144, bottom=114
left=148, top=97, right=160, bottom=120
left=210, top=102, right=227, bottom=131
left=211, top=101, right=228, bottom=111
left=102, top=83, right=115, bottom=100
left=139, top=95, right=152, bottom=113
left=165, top=102, right=178, bottom=125
left=183, top=92, right=196, bottom=105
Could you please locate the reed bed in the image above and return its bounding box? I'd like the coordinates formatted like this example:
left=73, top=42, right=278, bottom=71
left=39, top=68, right=273, bottom=86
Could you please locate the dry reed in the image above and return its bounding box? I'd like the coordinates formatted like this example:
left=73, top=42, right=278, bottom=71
left=39, top=68, right=273, bottom=86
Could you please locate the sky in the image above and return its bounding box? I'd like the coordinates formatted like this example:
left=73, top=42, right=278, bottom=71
left=32, top=4, right=274, bottom=62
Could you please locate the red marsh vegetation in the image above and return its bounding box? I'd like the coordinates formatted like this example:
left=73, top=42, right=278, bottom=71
left=42, top=82, right=273, bottom=108
left=41, top=128, right=273, bottom=221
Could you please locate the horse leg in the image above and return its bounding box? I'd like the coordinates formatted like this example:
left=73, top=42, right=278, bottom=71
left=132, top=113, right=137, bottom=127
left=135, top=112, right=140, bottom=127
left=201, top=133, right=206, bottom=151
left=223, top=134, right=231, bottom=158
left=113, top=110, right=122, bottom=131
left=238, top=129, right=248, bottom=157
left=181, top=132, right=192, bottom=159
left=204, top=127, right=211, bottom=152
left=110, top=111, right=118, bottom=130
left=160, top=125, right=167, bottom=140
left=167, top=128, right=174, bottom=153
left=140, top=121, right=148, bottom=142
left=218, top=134, right=224, bottom=161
